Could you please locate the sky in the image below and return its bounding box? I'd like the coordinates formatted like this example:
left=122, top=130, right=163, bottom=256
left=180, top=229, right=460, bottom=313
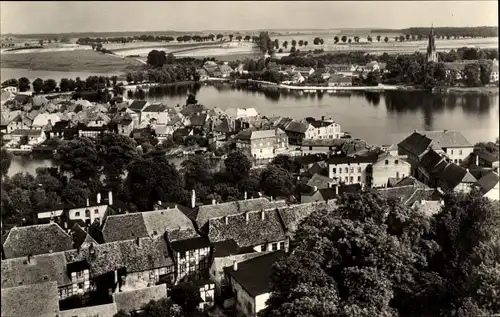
left=1, top=1, right=498, bottom=34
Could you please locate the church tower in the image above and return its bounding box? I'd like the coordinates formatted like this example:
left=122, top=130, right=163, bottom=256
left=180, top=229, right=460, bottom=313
left=426, top=25, right=438, bottom=63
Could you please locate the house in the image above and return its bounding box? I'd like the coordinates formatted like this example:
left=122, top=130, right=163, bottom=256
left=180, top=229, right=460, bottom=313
left=490, top=60, right=499, bottom=83
left=154, top=124, right=176, bottom=141
left=371, top=152, right=411, bottom=188
left=112, top=111, right=135, bottom=136
left=192, top=197, right=288, bottom=233
left=10, top=128, right=44, bottom=144
left=306, top=173, right=335, bottom=189
left=436, top=163, right=477, bottom=192
left=141, top=103, right=170, bottom=125
left=301, top=139, right=340, bottom=154
left=65, top=236, right=174, bottom=293
left=235, top=128, right=288, bottom=163
left=224, top=251, right=285, bottom=316
left=197, top=68, right=209, bottom=81
left=314, top=68, right=332, bottom=80
left=218, top=64, right=234, bottom=78
left=1, top=282, right=60, bottom=317
left=476, top=171, right=499, bottom=200
left=277, top=201, right=334, bottom=237
left=32, top=113, right=61, bottom=129
left=203, top=61, right=219, bottom=76
left=327, top=150, right=382, bottom=187
left=189, top=112, right=211, bottom=133
left=273, top=117, right=309, bottom=146
left=128, top=100, right=149, bottom=114
left=291, top=72, right=305, bottom=84
left=77, top=123, right=108, bottom=138
left=49, top=120, right=70, bottom=138
left=328, top=74, right=352, bottom=87
left=6, top=112, right=33, bottom=132
left=2, top=223, right=73, bottom=259
left=37, top=191, right=116, bottom=228
left=300, top=183, right=362, bottom=204
left=294, top=66, right=315, bottom=77
left=2, top=86, right=17, bottom=93
left=305, top=117, right=344, bottom=140
left=473, top=149, right=499, bottom=169
left=208, top=207, right=289, bottom=253
left=113, top=284, right=167, bottom=315
left=415, top=149, right=449, bottom=187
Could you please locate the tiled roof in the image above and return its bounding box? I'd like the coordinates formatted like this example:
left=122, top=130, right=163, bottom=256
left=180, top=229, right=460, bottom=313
left=326, top=151, right=381, bottom=165
left=438, top=163, right=477, bottom=189
left=189, top=113, right=208, bottom=126
left=71, top=224, right=98, bottom=249
left=250, top=129, right=277, bottom=140
left=393, top=176, right=428, bottom=188
left=113, top=284, right=167, bottom=313
left=1, top=251, right=71, bottom=288
left=129, top=100, right=148, bottom=112
left=180, top=104, right=207, bottom=116
left=60, top=303, right=118, bottom=317
left=278, top=202, right=333, bottom=235
left=305, top=161, right=328, bottom=177
left=143, top=103, right=168, bottom=113
left=102, top=213, right=148, bottom=243
left=64, top=236, right=173, bottom=276
left=142, top=208, right=197, bottom=237
left=3, top=223, right=73, bottom=259
left=10, top=129, right=42, bottom=136
left=398, top=132, right=433, bottom=156
left=295, top=154, right=327, bottom=166
left=208, top=208, right=287, bottom=248
left=417, top=130, right=472, bottom=148
left=306, top=174, right=334, bottom=189
left=169, top=236, right=211, bottom=252
left=413, top=200, right=443, bottom=217
left=284, top=121, right=308, bottom=134
left=212, top=239, right=240, bottom=257
left=476, top=171, right=499, bottom=194
left=378, top=186, right=439, bottom=206
left=224, top=250, right=285, bottom=297
left=477, top=150, right=499, bottom=164
left=196, top=198, right=287, bottom=230
left=218, top=65, right=234, bottom=73
left=13, top=94, right=31, bottom=104
left=1, top=282, right=59, bottom=317
left=419, top=149, right=446, bottom=175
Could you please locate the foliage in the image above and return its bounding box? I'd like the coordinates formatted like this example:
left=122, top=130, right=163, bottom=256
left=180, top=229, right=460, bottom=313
left=259, top=165, right=295, bottom=198
left=181, top=154, right=213, bottom=191
left=138, top=298, right=183, bottom=317
left=224, top=150, right=251, bottom=181
left=261, top=189, right=500, bottom=317
left=170, top=282, right=203, bottom=315
left=32, top=78, right=44, bottom=93
left=1, top=148, right=12, bottom=177
left=55, top=137, right=100, bottom=181
left=270, top=154, right=298, bottom=173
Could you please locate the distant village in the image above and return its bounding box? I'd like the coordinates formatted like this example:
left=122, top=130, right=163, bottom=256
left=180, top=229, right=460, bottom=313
left=1, top=73, right=499, bottom=317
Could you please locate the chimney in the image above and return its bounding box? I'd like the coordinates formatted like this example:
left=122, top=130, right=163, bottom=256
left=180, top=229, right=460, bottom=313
left=261, top=210, right=265, bottom=221
left=245, top=212, right=249, bottom=222
left=212, top=199, right=216, bottom=205
left=441, top=200, right=445, bottom=206
left=244, top=191, right=248, bottom=200
left=108, top=190, right=113, bottom=206
left=86, top=198, right=90, bottom=207
left=476, top=153, right=479, bottom=166
left=327, top=183, right=331, bottom=188
left=224, top=216, right=229, bottom=225
left=191, top=190, right=196, bottom=208
left=258, top=192, right=262, bottom=198
left=321, top=115, right=325, bottom=123
left=335, top=185, right=339, bottom=196
left=27, top=254, right=32, bottom=264
left=233, top=260, right=238, bottom=271
left=96, top=193, right=101, bottom=204
left=313, top=186, right=318, bottom=192
left=444, top=129, right=448, bottom=133
left=285, top=243, right=289, bottom=253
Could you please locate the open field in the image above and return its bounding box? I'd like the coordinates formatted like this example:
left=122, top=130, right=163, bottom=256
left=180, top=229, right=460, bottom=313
left=0, top=49, right=143, bottom=73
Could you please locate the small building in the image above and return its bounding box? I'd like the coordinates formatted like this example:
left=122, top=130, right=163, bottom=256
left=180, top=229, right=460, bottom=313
left=235, top=128, right=289, bottom=164
left=476, top=171, right=499, bottom=200
left=490, top=60, right=499, bottom=83
left=328, top=74, right=352, bottom=87
left=305, top=117, right=344, bottom=140
left=371, top=152, right=412, bottom=188
left=218, top=64, right=234, bottom=78
left=224, top=251, right=285, bottom=317
left=2, top=86, right=17, bottom=93
left=436, top=163, right=477, bottom=193
left=141, top=103, right=170, bottom=125
left=197, top=68, right=209, bottom=81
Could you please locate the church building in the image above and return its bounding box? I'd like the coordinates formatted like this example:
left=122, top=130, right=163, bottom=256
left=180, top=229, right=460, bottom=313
left=427, top=26, right=438, bottom=63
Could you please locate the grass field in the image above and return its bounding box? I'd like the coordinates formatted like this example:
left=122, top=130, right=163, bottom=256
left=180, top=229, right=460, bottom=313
left=0, top=49, right=143, bottom=73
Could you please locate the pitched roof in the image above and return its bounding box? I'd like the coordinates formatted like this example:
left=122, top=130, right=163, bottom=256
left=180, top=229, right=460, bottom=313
left=326, top=151, right=381, bottom=165
left=295, top=153, right=327, bottom=166
left=189, top=113, right=208, bottom=126
left=1, top=282, right=59, bottom=317
left=306, top=174, right=334, bottom=189
left=438, top=163, right=477, bottom=189
left=3, top=223, right=73, bottom=259
left=142, top=103, right=168, bottom=112
left=398, top=132, right=433, bottom=156
left=208, top=208, right=287, bottom=248
left=419, top=149, right=446, bottom=175
left=250, top=129, right=277, bottom=140
left=477, top=149, right=499, bottom=164
left=64, top=236, right=173, bottom=276
left=392, top=176, right=428, bottom=188
left=224, top=250, right=285, bottom=297
left=378, top=186, right=440, bottom=205
left=13, top=94, right=31, bottom=104
left=113, top=284, right=167, bottom=313
left=169, top=236, right=211, bottom=252
left=196, top=198, right=287, bottom=230
left=284, top=121, right=308, bottom=134
left=142, top=208, right=197, bottom=237
left=212, top=239, right=240, bottom=258
left=180, top=104, right=207, bottom=116
left=417, top=130, right=472, bottom=148
left=218, top=65, right=234, bottom=73
left=476, top=171, right=499, bottom=194
left=71, top=224, right=98, bottom=249
left=59, top=303, right=118, bottom=317
left=1, top=251, right=71, bottom=288
left=413, top=200, right=443, bottom=217
left=129, top=100, right=148, bottom=112
left=310, top=120, right=335, bottom=128
left=278, top=202, right=333, bottom=235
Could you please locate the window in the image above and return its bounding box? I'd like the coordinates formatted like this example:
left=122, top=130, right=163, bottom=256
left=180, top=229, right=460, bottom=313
left=95, top=217, right=100, bottom=223
left=180, top=264, right=186, bottom=273
left=94, top=209, right=99, bottom=214
left=459, top=150, right=463, bottom=155
left=272, top=243, right=278, bottom=251
left=358, top=167, right=362, bottom=172
left=345, top=176, right=348, bottom=182
left=395, top=160, right=399, bottom=165
left=396, top=172, right=400, bottom=179
left=451, top=150, right=454, bottom=154
left=78, top=282, right=84, bottom=289
left=76, top=271, right=83, bottom=279
left=349, top=176, right=353, bottom=183
left=189, top=250, right=195, bottom=257
left=280, top=242, right=285, bottom=250
left=180, top=252, right=186, bottom=259
left=339, top=168, right=342, bottom=174
left=260, top=149, right=262, bottom=153
left=332, top=168, right=337, bottom=174
left=344, top=167, right=348, bottom=173
left=459, top=159, right=462, bottom=163
left=385, top=160, right=389, bottom=165
left=309, top=146, right=312, bottom=150
left=75, top=211, right=80, bottom=217
left=357, top=176, right=361, bottom=182
left=349, top=167, right=354, bottom=173
left=260, top=245, right=266, bottom=252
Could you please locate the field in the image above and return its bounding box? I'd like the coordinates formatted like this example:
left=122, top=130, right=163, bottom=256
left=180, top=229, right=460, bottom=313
left=0, top=49, right=143, bottom=73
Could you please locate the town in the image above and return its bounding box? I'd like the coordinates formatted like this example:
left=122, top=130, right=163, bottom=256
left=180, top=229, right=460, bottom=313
left=1, top=2, right=499, bottom=317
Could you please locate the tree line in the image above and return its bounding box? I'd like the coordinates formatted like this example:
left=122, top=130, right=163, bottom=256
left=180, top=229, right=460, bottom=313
left=2, top=75, right=121, bottom=94
left=371, top=26, right=499, bottom=38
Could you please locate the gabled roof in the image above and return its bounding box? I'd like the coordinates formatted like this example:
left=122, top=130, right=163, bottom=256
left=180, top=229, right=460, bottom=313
left=13, top=94, right=31, bottom=105
left=195, top=198, right=287, bottom=230
left=278, top=202, right=333, bottom=235
left=224, top=250, right=285, bottom=297
left=1, top=282, right=59, bottom=317
left=438, top=163, right=477, bottom=189
left=378, top=185, right=440, bottom=206
left=392, top=176, right=428, bottom=188
left=3, top=223, right=73, bottom=259
left=169, top=236, right=211, bottom=252
left=180, top=104, right=207, bottom=116
left=143, top=103, right=168, bottom=113
left=208, top=208, right=287, bottom=248
left=71, top=224, right=98, bottom=249
left=419, top=149, right=446, bottom=175
left=129, top=100, right=148, bottom=112
left=218, top=64, right=234, bottom=73
left=102, top=213, right=148, bottom=243
left=476, top=171, right=499, bottom=194
left=64, top=236, right=173, bottom=276
left=327, top=151, right=381, bottom=165
left=1, top=251, right=71, bottom=288
left=310, top=120, right=335, bottom=128
left=60, top=303, right=118, bottom=317
left=398, top=132, right=433, bottom=156
left=189, top=113, right=208, bottom=126
left=417, top=130, right=472, bottom=148
left=212, top=239, right=240, bottom=257
left=306, top=174, right=334, bottom=189
left=477, top=149, right=499, bottom=164
left=284, top=121, right=308, bottom=134
left=114, top=284, right=167, bottom=314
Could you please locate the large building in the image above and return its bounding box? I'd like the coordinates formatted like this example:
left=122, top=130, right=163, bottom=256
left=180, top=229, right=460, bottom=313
left=427, top=26, right=438, bottom=63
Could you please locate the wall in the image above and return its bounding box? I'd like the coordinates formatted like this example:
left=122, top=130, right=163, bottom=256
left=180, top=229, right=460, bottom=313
left=484, top=182, right=500, bottom=200
left=372, top=156, right=411, bottom=188
left=70, top=268, right=91, bottom=296
left=305, top=123, right=343, bottom=140
left=175, top=246, right=211, bottom=283
left=7, top=121, right=31, bottom=133
left=121, top=266, right=174, bottom=292
left=229, top=275, right=256, bottom=316
left=329, top=162, right=370, bottom=186
left=59, top=303, right=118, bottom=317
left=252, top=239, right=288, bottom=253
left=68, top=204, right=109, bottom=226
left=255, top=293, right=271, bottom=315
left=300, top=145, right=332, bottom=155
left=444, top=147, right=474, bottom=164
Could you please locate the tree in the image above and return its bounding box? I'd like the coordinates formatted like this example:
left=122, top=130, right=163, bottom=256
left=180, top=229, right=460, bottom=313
left=16, top=77, right=29, bottom=92
left=334, top=36, right=339, bottom=44
left=147, top=50, right=167, bottom=68
left=1, top=148, right=12, bottom=177
left=341, top=36, right=347, bottom=43
left=2, top=78, right=18, bottom=88
left=479, top=60, right=492, bottom=85
left=229, top=34, right=233, bottom=41
left=271, top=154, right=298, bottom=173
left=32, top=78, right=44, bottom=93
left=291, top=39, right=297, bottom=47
left=224, top=150, right=251, bottom=182
left=55, top=137, right=100, bottom=182
left=259, top=165, right=294, bottom=198
left=463, top=63, right=481, bottom=87
left=170, top=282, right=203, bottom=316
left=244, top=35, right=251, bottom=41
left=59, top=78, right=70, bottom=92
left=377, top=35, right=381, bottom=42
left=348, top=38, right=352, bottom=44
left=399, top=35, right=405, bottom=42
left=384, top=36, right=389, bottom=43
left=236, top=35, right=242, bottom=41
left=304, top=40, right=308, bottom=46
left=42, top=79, right=57, bottom=93
left=180, top=154, right=213, bottom=191
left=38, top=39, right=44, bottom=46
left=61, top=178, right=91, bottom=207
left=216, top=34, right=224, bottom=41
left=139, top=298, right=183, bottom=317
left=298, top=40, right=304, bottom=47
left=367, top=35, right=372, bottom=43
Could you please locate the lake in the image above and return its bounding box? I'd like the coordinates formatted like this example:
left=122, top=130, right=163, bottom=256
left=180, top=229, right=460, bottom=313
left=7, top=85, right=499, bottom=176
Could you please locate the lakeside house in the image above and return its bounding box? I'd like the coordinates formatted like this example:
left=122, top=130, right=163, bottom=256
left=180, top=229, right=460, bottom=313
left=235, top=128, right=289, bottom=164
left=328, top=74, right=352, bottom=87
left=304, top=117, right=344, bottom=140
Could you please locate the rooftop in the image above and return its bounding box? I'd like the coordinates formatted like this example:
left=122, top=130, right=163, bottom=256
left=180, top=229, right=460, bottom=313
left=416, top=130, right=472, bottom=149
left=1, top=282, right=59, bottom=317
left=59, top=303, right=118, bottom=317
left=476, top=171, right=499, bottom=194
left=224, top=250, right=285, bottom=297
left=113, top=284, right=168, bottom=314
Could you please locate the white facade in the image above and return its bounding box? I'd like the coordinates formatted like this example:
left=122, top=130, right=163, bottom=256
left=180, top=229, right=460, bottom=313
left=252, top=240, right=288, bottom=253
left=483, top=182, right=500, bottom=200
left=444, top=147, right=474, bottom=164
left=2, top=86, right=17, bottom=93
left=329, top=162, right=371, bottom=186
left=305, top=121, right=343, bottom=140
left=371, top=154, right=412, bottom=188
